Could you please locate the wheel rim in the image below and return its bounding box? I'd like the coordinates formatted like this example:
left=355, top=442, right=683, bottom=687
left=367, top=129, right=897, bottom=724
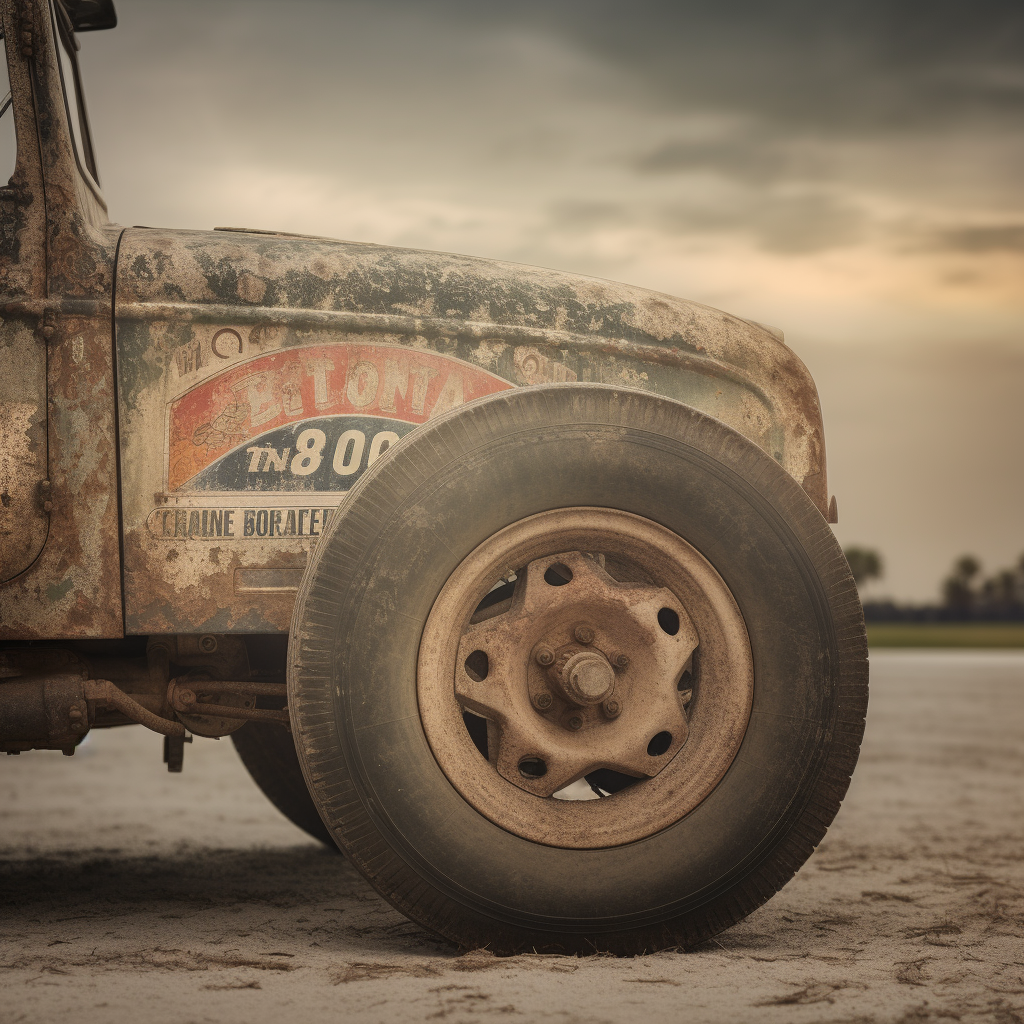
left=418, top=507, right=754, bottom=848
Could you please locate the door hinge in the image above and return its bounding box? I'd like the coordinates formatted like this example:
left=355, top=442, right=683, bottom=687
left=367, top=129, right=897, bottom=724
left=15, top=0, right=35, bottom=59
left=37, top=478, right=53, bottom=514
left=0, top=184, right=34, bottom=205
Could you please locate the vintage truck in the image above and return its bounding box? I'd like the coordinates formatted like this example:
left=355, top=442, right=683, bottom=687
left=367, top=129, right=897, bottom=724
left=0, top=0, right=867, bottom=955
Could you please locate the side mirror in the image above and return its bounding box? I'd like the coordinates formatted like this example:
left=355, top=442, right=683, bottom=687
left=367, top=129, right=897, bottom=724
left=62, top=0, right=116, bottom=33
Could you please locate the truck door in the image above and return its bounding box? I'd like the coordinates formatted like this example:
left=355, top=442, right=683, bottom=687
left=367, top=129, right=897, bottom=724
left=0, top=21, right=48, bottom=583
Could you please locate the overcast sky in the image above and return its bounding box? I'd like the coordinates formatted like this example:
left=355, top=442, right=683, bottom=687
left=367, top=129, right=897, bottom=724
left=43, top=1, right=1024, bottom=598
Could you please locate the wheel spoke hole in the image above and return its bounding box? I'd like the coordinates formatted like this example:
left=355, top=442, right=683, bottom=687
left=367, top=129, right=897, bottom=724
left=657, top=607, right=680, bottom=635
left=647, top=731, right=673, bottom=757
left=462, top=711, right=489, bottom=761
left=584, top=768, right=642, bottom=797
left=544, top=563, right=573, bottom=586
left=464, top=650, right=489, bottom=682
left=518, top=757, right=547, bottom=778
left=677, top=648, right=699, bottom=705
left=470, top=576, right=520, bottom=624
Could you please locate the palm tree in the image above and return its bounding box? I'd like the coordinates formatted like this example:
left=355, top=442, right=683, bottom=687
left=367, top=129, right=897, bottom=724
left=942, top=555, right=980, bottom=610
left=844, top=547, right=883, bottom=588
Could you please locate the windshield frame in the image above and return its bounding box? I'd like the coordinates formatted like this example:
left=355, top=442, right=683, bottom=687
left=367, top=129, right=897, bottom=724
left=0, top=28, right=15, bottom=183
left=51, top=0, right=101, bottom=187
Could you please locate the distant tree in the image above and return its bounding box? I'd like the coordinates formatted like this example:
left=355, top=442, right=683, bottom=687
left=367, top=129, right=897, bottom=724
left=981, top=570, right=1015, bottom=606
left=844, top=547, right=883, bottom=587
left=942, top=555, right=981, bottom=610
left=977, top=552, right=1024, bottom=615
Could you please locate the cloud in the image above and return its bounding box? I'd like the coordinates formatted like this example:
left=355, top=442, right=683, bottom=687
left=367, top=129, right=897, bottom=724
left=648, top=187, right=867, bottom=254
left=547, top=200, right=628, bottom=229
left=437, top=0, right=1024, bottom=135
left=634, top=135, right=793, bottom=185
left=937, top=225, right=1024, bottom=253
left=751, top=193, right=867, bottom=253
left=84, top=4, right=1022, bottom=267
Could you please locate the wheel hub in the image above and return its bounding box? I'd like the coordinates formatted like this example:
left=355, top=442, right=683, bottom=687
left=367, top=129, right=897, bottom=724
left=557, top=649, right=614, bottom=706
left=455, top=550, right=697, bottom=798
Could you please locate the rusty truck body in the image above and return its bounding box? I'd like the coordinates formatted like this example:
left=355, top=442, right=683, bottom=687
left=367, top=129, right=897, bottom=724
left=0, top=0, right=867, bottom=955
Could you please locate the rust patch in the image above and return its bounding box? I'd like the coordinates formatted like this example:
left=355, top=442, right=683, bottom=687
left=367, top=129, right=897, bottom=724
left=0, top=1, right=122, bottom=638
left=0, top=304, right=122, bottom=639
left=114, top=228, right=830, bottom=634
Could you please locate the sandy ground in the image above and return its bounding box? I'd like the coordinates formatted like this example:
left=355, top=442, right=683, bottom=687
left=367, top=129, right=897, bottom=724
left=1, top=650, right=1022, bottom=1024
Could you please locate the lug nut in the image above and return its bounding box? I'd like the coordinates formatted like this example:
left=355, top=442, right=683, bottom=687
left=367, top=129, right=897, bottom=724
left=178, top=688, right=197, bottom=707
left=574, top=625, right=595, bottom=644
left=567, top=715, right=584, bottom=731
left=534, top=692, right=553, bottom=710
left=613, top=653, right=630, bottom=669
left=603, top=699, right=621, bottom=718
left=535, top=646, right=554, bottom=667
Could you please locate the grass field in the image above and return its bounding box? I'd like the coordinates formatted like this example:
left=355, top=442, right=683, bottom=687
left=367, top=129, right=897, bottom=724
left=867, top=622, right=1024, bottom=648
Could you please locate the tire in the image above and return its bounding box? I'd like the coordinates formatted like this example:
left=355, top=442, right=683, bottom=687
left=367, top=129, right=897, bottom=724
left=288, top=384, right=868, bottom=954
left=231, top=721, right=337, bottom=849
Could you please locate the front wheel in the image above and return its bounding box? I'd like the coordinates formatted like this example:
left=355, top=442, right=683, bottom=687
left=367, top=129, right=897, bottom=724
left=288, top=384, right=867, bottom=954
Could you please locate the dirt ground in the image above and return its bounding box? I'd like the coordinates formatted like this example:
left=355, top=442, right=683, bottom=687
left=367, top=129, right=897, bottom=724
left=1, top=651, right=1022, bottom=1024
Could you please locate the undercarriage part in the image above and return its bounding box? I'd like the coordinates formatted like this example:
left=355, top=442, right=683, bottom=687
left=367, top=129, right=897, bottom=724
left=0, top=636, right=292, bottom=753
left=83, top=679, right=186, bottom=737
left=0, top=674, right=91, bottom=754
left=163, top=732, right=192, bottom=773
left=0, top=673, right=186, bottom=752
left=167, top=678, right=289, bottom=737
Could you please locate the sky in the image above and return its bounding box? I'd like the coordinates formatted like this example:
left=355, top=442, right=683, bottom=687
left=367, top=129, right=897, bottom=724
left=33, top=2, right=1024, bottom=599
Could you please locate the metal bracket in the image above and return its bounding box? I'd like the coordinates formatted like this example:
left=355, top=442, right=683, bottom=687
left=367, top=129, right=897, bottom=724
left=163, top=732, right=192, bottom=773
left=167, top=678, right=289, bottom=725
left=37, top=307, right=57, bottom=341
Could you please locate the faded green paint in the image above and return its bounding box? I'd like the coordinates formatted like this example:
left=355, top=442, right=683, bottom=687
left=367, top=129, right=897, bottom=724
left=45, top=576, right=73, bottom=602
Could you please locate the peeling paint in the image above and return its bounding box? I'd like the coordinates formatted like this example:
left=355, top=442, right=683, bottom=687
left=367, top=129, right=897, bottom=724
left=113, top=228, right=828, bottom=635
left=45, top=577, right=73, bottom=602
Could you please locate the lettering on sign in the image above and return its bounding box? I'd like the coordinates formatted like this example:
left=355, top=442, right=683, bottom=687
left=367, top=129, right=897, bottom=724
left=146, top=506, right=340, bottom=540
left=166, top=342, right=512, bottom=494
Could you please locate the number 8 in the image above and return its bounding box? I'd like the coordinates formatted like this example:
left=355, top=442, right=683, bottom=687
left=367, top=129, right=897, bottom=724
left=291, top=428, right=326, bottom=476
